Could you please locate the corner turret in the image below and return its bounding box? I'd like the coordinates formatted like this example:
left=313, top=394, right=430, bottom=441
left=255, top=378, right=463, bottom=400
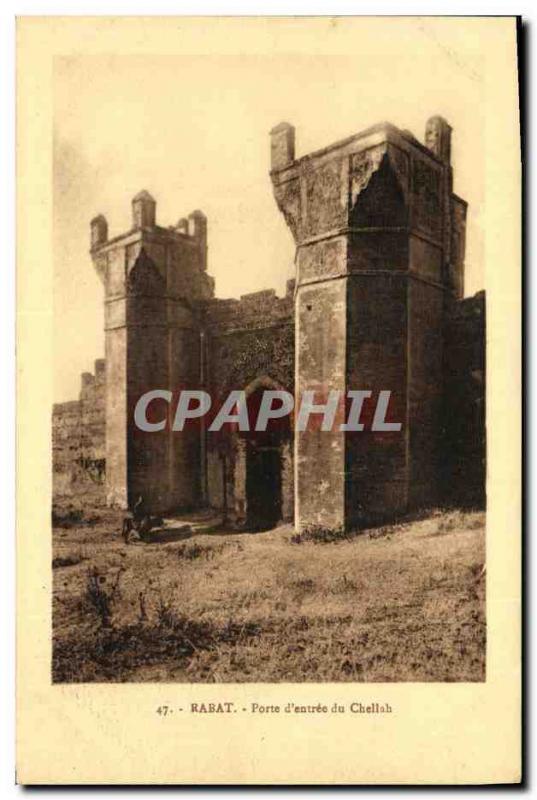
left=270, top=122, right=295, bottom=171
left=90, top=214, right=108, bottom=249
left=132, top=190, right=156, bottom=229
left=425, top=116, right=452, bottom=164
left=189, top=209, right=208, bottom=271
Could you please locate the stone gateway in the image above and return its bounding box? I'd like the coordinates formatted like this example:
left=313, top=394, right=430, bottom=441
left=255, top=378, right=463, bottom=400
left=53, top=115, right=486, bottom=531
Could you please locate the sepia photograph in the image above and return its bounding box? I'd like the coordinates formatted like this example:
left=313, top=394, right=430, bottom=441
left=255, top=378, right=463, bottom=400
left=52, top=43, right=486, bottom=685
left=15, top=14, right=521, bottom=785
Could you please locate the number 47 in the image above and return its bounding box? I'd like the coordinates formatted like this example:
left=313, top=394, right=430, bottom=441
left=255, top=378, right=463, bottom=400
left=156, top=705, right=170, bottom=716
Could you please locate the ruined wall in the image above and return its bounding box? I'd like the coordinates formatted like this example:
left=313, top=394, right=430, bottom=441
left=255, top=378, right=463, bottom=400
left=204, top=283, right=295, bottom=395
left=442, top=291, right=486, bottom=507
left=52, top=359, right=106, bottom=502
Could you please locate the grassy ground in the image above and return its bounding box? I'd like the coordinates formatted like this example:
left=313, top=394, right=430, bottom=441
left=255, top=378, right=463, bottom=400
left=52, top=503, right=486, bottom=683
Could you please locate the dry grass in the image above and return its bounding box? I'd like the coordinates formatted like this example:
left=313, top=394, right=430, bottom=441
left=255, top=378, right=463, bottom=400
left=52, top=503, right=486, bottom=683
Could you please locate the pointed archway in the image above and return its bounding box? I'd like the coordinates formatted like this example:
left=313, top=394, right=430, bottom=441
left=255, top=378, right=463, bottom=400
left=241, top=376, right=291, bottom=531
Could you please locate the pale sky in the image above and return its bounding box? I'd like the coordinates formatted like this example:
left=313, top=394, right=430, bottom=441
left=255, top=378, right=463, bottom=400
left=54, top=27, right=485, bottom=402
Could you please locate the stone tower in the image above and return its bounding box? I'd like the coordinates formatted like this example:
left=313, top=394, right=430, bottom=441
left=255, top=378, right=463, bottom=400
left=271, top=117, right=467, bottom=531
left=90, top=193, right=214, bottom=512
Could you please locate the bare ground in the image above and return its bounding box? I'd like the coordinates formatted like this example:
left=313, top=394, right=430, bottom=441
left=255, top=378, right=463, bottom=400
left=52, top=503, right=486, bottom=683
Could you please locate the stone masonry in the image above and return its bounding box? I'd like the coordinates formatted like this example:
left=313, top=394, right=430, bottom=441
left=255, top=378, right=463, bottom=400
left=52, top=115, right=486, bottom=529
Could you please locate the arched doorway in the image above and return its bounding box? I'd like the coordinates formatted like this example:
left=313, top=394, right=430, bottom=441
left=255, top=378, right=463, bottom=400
left=241, top=378, right=291, bottom=531
left=245, top=441, right=282, bottom=530
left=206, top=376, right=293, bottom=529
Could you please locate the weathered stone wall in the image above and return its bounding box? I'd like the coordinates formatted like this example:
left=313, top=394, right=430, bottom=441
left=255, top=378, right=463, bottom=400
left=345, top=275, right=408, bottom=520
left=442, top=291, right=486, bottom=507
left=203, top=283, right=295, bottom=396
left=52, top=401, right=82, bottom=498
left=52, top=359, right=106, bottom=502
left=407, top=279, right=444, bottom=509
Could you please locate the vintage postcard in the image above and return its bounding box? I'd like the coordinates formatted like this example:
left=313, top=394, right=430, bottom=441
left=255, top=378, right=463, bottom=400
left=17, top=16, right=521, bottom=784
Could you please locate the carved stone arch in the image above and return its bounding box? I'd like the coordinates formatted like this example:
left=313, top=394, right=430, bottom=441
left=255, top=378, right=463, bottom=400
left=272, top=178, right=301, bottom=243
left=238, top=374, right=293, bottom=530
left=216, top=325, right=295, bottom=402
left=350, top=150, right=408, bottom=229
left=127, top=248, right=166, bottom=296
left=243, top=374, right=287, bottom=398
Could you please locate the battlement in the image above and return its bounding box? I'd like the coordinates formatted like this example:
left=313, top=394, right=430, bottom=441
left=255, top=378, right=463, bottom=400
left=90, top=192, right=209, bottom=256
left=90, top=191, right=214, bottom=316
left=53, top=359, right=106, bottom=416
left=270, top=114, right=465, bottom=299
left=203, top=280, right=295, bottom=335
left=269, top=117, right=452, bottom=178
left=52, top=399, right=80, bottom=417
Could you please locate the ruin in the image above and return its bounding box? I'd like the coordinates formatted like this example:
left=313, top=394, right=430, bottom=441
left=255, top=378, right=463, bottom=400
left=53, top=115, right=486, bottom=531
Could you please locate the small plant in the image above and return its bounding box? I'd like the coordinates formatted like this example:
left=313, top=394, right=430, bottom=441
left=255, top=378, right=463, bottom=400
left=138, top=591, right=148, bottom=622
left=155, top=589, right=176, bottom=628
left=85, top=566, right=124, bottom=628
left=175, top=542, right=225, bottom=560
left=52, top=505, right=104, bottom=528
left=52, top=551, right=87, bottom=569
left=436, top=510, right=467, bottom=534
left=291, top=525, right=351, bottom=545
left=332, top=573, right=358, bottom=594
left=52, top=506, right=83, bottom=528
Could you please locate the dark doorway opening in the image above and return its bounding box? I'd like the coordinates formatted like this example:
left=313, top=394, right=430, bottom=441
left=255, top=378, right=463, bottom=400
left=246, top=444, right=282, bottom=531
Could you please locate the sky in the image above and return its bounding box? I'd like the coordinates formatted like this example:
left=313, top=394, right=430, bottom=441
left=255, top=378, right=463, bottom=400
left=53, top=25, right=485, bottom=402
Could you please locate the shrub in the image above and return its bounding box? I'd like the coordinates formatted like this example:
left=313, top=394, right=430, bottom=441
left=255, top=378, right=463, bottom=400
left=52, top=552, right=86, bottom=569
left=84, top=566, right=124, bottom=628
left=175, top=542, right=224, bottom=560
left=291, top=525, right=352, bottom=545
left=52, top=506, right=83, bottom=528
